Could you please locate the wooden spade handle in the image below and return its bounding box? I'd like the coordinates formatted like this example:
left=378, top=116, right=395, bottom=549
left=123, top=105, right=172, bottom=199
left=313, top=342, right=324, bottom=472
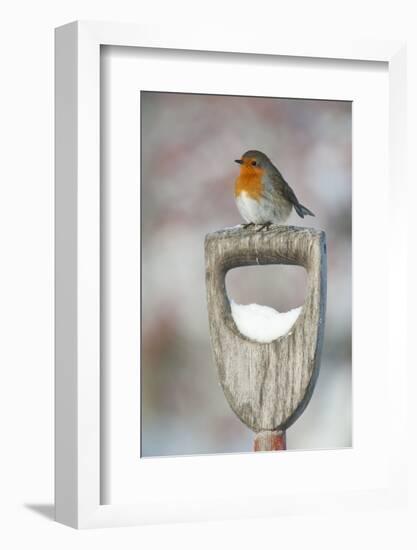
left=254, top=430, right=286, bottom=451
left=205, top=225, right=327, bottom=437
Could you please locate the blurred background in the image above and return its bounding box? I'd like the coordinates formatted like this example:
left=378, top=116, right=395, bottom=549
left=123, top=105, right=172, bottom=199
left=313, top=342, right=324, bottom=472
left=141, top=92, right=351, bottom=457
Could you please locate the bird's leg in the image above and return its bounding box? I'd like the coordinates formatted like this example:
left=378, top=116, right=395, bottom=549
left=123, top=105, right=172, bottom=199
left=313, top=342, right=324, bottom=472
left=256, top=222, right=273, bottom=232
left=242, top=222, right=255, bottom=229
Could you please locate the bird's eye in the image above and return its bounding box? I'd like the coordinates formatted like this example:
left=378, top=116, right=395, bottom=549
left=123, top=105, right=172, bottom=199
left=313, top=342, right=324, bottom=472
left=251, top=160, right=257, bottom=166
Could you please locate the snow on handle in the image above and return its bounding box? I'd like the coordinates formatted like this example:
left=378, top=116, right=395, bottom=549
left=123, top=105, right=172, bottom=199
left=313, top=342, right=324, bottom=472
left=230, top=301, right=302, bottom=344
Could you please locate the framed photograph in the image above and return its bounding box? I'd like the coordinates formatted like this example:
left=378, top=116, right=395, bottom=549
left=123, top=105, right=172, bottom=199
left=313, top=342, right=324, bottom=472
left=55, top=21, right=407, bottom=528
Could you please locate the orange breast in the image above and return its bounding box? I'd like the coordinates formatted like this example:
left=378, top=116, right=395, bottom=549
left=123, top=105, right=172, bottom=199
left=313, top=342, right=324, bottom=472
left=234, top=166, right=264, bottom=200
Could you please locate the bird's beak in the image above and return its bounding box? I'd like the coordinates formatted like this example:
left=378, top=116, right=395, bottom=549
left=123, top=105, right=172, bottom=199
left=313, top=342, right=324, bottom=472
left=234, top=159, right=243, bottom=164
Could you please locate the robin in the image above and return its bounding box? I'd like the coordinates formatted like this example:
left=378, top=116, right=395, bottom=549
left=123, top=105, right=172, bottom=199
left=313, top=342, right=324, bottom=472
left=234, top=150, right=314, bottom=230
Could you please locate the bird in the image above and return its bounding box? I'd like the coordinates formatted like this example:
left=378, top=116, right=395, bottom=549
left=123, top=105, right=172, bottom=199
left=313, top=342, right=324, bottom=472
left=234, top=150, right=314, bottom=231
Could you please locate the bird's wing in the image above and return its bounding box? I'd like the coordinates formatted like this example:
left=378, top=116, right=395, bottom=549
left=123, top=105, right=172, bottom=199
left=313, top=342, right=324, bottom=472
left=267, top=168, right=314, bottom=218
left=269, top=168, right=302, bottom=208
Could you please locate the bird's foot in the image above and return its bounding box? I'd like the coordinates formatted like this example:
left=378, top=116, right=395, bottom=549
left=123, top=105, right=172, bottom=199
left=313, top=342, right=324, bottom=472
left=256, top=222, right=273, bottom=232
left=241, top=223, right=255, bottom=229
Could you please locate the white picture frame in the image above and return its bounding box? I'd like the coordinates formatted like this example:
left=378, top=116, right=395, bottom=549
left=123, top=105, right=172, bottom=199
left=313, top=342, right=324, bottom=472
left=55, top=21, right=407, bottom=529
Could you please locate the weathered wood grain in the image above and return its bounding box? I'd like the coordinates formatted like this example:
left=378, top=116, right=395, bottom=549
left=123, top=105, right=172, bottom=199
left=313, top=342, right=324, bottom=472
left=205, top=225, right=327, bottom=433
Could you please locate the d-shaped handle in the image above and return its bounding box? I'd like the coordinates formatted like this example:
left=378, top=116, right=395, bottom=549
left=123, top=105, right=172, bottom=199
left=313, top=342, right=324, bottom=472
left=205, top=225, right=327, bottom=433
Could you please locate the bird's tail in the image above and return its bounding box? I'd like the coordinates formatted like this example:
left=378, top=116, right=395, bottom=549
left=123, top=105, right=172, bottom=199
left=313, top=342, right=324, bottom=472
left=295, top=203, right=315, bottom=218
